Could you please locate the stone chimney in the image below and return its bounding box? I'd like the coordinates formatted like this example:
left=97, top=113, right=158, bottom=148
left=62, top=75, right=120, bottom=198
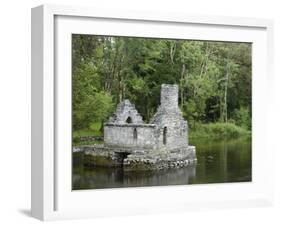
left=160, top=84, right=179, bottom=110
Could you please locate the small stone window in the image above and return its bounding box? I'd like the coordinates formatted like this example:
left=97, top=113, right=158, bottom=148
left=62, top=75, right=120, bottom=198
left=163, top=127, right=167, bottom=145
left=133, top=128, right=137, bottom=140
left=126, top=116, right=132, bottom=123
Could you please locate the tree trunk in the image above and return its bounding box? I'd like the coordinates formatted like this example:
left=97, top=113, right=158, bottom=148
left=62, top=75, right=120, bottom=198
left=180, top=64, right=186, bottom=109
left=224, top=75, right=228, bottom=123
left=118, top=73, right=123, bottom=102
left=223, top=59, right=230, bottom=123
left=170, top=42, right=176, bottom=65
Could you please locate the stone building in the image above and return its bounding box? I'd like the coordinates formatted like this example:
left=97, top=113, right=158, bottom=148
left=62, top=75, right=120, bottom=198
left=104, top=84, right=188, bottom=151
left=82, top=84, right=196, bottom=171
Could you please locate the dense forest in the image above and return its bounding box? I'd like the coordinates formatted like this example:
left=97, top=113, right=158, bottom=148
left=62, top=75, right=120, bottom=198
left=72, top=35, right=252, bottom=140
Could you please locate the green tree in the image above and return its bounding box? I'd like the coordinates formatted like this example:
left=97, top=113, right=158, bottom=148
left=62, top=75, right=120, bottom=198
left=72, top=35, right=252, bottom=134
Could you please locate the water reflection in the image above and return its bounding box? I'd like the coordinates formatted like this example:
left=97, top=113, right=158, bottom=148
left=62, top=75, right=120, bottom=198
left=73, top=164, right=196, bottom=189
left=72, top=137, right=251, bottom=190
left=192, top=137, right=252, bottom=184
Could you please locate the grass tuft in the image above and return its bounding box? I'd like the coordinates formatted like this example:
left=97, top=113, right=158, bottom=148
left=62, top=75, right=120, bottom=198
left=189, top=122, right=250, bottom=140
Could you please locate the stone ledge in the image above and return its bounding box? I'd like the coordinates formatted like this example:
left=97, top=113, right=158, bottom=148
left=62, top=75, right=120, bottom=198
left=75, top=145, right=197, bottom=171
left=104, top=123, right=156, bottom=128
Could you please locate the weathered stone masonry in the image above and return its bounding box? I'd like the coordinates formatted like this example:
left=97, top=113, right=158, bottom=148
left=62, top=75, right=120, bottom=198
left=78, top=84, right=197, bottom=171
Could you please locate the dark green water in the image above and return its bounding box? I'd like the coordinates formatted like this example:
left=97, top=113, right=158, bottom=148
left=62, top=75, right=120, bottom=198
left=72, top=138, right=251, bottom=190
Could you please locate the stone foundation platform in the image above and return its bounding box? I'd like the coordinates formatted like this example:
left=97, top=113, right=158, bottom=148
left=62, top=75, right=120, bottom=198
left=74, top=145, right=197, bottom=171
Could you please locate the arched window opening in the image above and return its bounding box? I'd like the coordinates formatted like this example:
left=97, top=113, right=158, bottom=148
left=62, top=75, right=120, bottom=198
left=126, top=117, right=132, bottom=123
left=163, top=127, right=167, bottom=145
left=133, top=128, right=137, bottom=140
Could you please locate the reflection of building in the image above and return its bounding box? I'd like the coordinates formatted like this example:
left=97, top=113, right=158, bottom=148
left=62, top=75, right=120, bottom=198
left=82, top=84, right=196, bottom=171
left=73, top=164, right=197, bottom=189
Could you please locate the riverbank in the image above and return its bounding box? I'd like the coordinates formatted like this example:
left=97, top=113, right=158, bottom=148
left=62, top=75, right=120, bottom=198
left=189, top=122, right=251, bottom=140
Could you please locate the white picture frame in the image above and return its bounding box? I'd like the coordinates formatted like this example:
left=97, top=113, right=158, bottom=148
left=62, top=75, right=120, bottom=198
left=31, top=4, right=274, bottom=221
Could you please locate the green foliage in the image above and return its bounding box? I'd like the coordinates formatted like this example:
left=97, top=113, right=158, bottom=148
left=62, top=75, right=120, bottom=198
left=233, top=107, right=251, bottom=130
left=73, top=122, right=102, bottom=137
left=72, top=34, right=252, bottom=135
left=73, top=91, right=114, bottom=130
left=72, top=122, right=103, bottom=146
left=189, top=123, right=250, bottom=140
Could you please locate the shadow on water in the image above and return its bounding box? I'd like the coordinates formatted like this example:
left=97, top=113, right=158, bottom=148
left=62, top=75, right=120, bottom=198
left=72, top=137, right=251, bottom=190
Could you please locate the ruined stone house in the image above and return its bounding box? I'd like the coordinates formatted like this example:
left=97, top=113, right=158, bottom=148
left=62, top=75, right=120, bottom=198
left=83, top=84, right=196, bottom=171
left=104, top=84, right=189, bottom=151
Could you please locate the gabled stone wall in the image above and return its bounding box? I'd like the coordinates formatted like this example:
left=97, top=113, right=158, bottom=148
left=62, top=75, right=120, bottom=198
left=107, top=99, right=143, bottom=124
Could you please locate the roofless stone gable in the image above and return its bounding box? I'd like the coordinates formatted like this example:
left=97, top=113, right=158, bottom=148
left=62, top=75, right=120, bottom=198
left=107, top=99, right=143, bottom=124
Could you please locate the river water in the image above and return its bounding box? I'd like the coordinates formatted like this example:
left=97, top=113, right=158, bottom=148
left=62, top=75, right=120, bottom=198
left=72, top=137, right=251, bottom=190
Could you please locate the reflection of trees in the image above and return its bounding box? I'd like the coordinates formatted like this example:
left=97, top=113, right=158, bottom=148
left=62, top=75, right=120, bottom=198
left=220, top=139, right=228, bottom=182
left=188, top=138, right=251, bottom=184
